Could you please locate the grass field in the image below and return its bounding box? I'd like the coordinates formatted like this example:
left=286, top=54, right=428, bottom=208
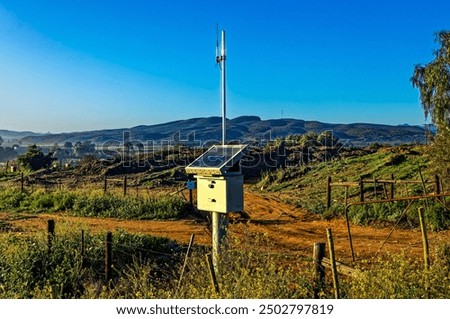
left=0, top=145, right=450, bottom=298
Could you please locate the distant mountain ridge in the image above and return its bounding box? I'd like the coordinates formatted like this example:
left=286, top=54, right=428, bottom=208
left=7, top=116, right=427, bottom=147
left=0, top=130, right=44, bottom=143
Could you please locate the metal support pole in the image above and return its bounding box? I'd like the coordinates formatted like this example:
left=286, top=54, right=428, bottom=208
left=212, top=211, right=229, bottom=274
left=220, top=30, right=226, bottom=146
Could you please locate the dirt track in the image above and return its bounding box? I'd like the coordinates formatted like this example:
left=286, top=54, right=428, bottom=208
left=2, top=191, right=449, bottom=262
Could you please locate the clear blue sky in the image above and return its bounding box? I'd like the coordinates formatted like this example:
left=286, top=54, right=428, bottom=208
left=0, top=0, right=448, bottom=132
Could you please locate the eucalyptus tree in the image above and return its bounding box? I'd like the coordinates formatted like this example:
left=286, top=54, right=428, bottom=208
left=411, top=31, right=450, bottom=184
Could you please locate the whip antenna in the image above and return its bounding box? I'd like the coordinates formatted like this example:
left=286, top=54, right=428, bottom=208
left=215, top=24, right=220, bottom=66
left=215, top=28, right=226, bottom=145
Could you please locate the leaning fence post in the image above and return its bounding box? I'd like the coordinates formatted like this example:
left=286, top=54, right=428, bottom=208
left=313, top=242, right=326, bottom=298
left=105, top=232, right=113, bottom=283
left=326, top=228, right=340, bottom=299
left=344, top=205, right=355, bottom=262
left=418, top=207, right=430, bottom=270
left=418, top=207, right=430, bottom=297
left=177, top=234, right=196, bottom=293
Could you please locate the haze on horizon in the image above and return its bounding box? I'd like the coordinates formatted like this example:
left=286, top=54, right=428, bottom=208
left=0, top=0, right=448, bottom=133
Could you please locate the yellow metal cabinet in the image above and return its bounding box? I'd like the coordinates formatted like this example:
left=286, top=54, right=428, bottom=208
left=196, top=175, right=243, bottom=213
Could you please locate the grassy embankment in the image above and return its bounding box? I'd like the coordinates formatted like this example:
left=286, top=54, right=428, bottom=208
left=256, top=145, right=450, bottom=230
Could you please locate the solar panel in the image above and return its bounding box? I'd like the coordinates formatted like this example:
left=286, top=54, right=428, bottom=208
left=185, top=144, right=248, bottom=176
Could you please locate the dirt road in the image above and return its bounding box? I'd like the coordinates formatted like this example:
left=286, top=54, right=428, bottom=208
left=2, top=191, right=448, bottom=262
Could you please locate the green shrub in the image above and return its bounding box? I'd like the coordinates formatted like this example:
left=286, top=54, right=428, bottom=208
left=172, top=233, right=318, bottom=299
left=347, top=201, right=450, bottom=230
left=71, top=194, right=188, bottom=220
left=305, top=202, right=327, bottom=215
left=346, top=254, right=426, bottom=298
left=0, top=189, right=27, bottom=210
left=1, top=226, right=450, bottom=299
left=344, top=243, right=450, bottom=298
left=0, top=233, right=84, bottom=298
left=0, top=189, right=188, bottom=220
left=0, top=227, right=181, bottom=298
left=29, top=192, right=55, bottom=212
left=348, top=203, right=393, bottom=225
left=407, top=203, right=450, bottom=232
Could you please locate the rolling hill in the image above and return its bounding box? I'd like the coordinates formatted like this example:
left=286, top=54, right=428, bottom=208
left=10, top=116, right=427, bottom=147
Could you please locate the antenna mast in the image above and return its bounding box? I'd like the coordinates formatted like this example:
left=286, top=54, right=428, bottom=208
left=216, top=29, right=226, bottom=145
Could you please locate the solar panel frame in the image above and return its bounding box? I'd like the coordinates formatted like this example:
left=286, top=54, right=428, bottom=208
left=185, top=144, right=248, bottom=176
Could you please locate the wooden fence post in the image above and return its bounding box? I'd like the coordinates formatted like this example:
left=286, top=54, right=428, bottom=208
left=373, top=177, right=377, bottom=199
left=105, top=232, right=113, bottom=283
left=359, top=176, right=364, bottom=202
left=418, top=207, right=430, bottom=297
left=344, top=186, right=348, bottom=207
left=326, top=176, right=332, bottom=209
left=435, top=175, right=441, bottom=195
left=47, top=219, right=55, bottom=251
left=326, top=228, right=340, bottom=299
left=123, top=175, right=127, bottom=196
left=21, top=172, right=24, bottom=193
left=418, top=166, right=429, bottom=210
left=418, top=207, right=430, bottom=270
left=313, top=242, right=326, bottom=298
left=390, top=174, right=395, bottom=199
left=344, top=206, right=355, bottom=262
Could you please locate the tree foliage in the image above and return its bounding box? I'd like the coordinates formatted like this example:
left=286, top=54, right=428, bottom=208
left=411, top=31, right=450, bottom=186
left=411, top=31, right=450, bottom=131
left=17, top=145, right=55, bottom=171
left=317, top=131, right=341, bottom=148
left=73, top=141, right=96, bottom=157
